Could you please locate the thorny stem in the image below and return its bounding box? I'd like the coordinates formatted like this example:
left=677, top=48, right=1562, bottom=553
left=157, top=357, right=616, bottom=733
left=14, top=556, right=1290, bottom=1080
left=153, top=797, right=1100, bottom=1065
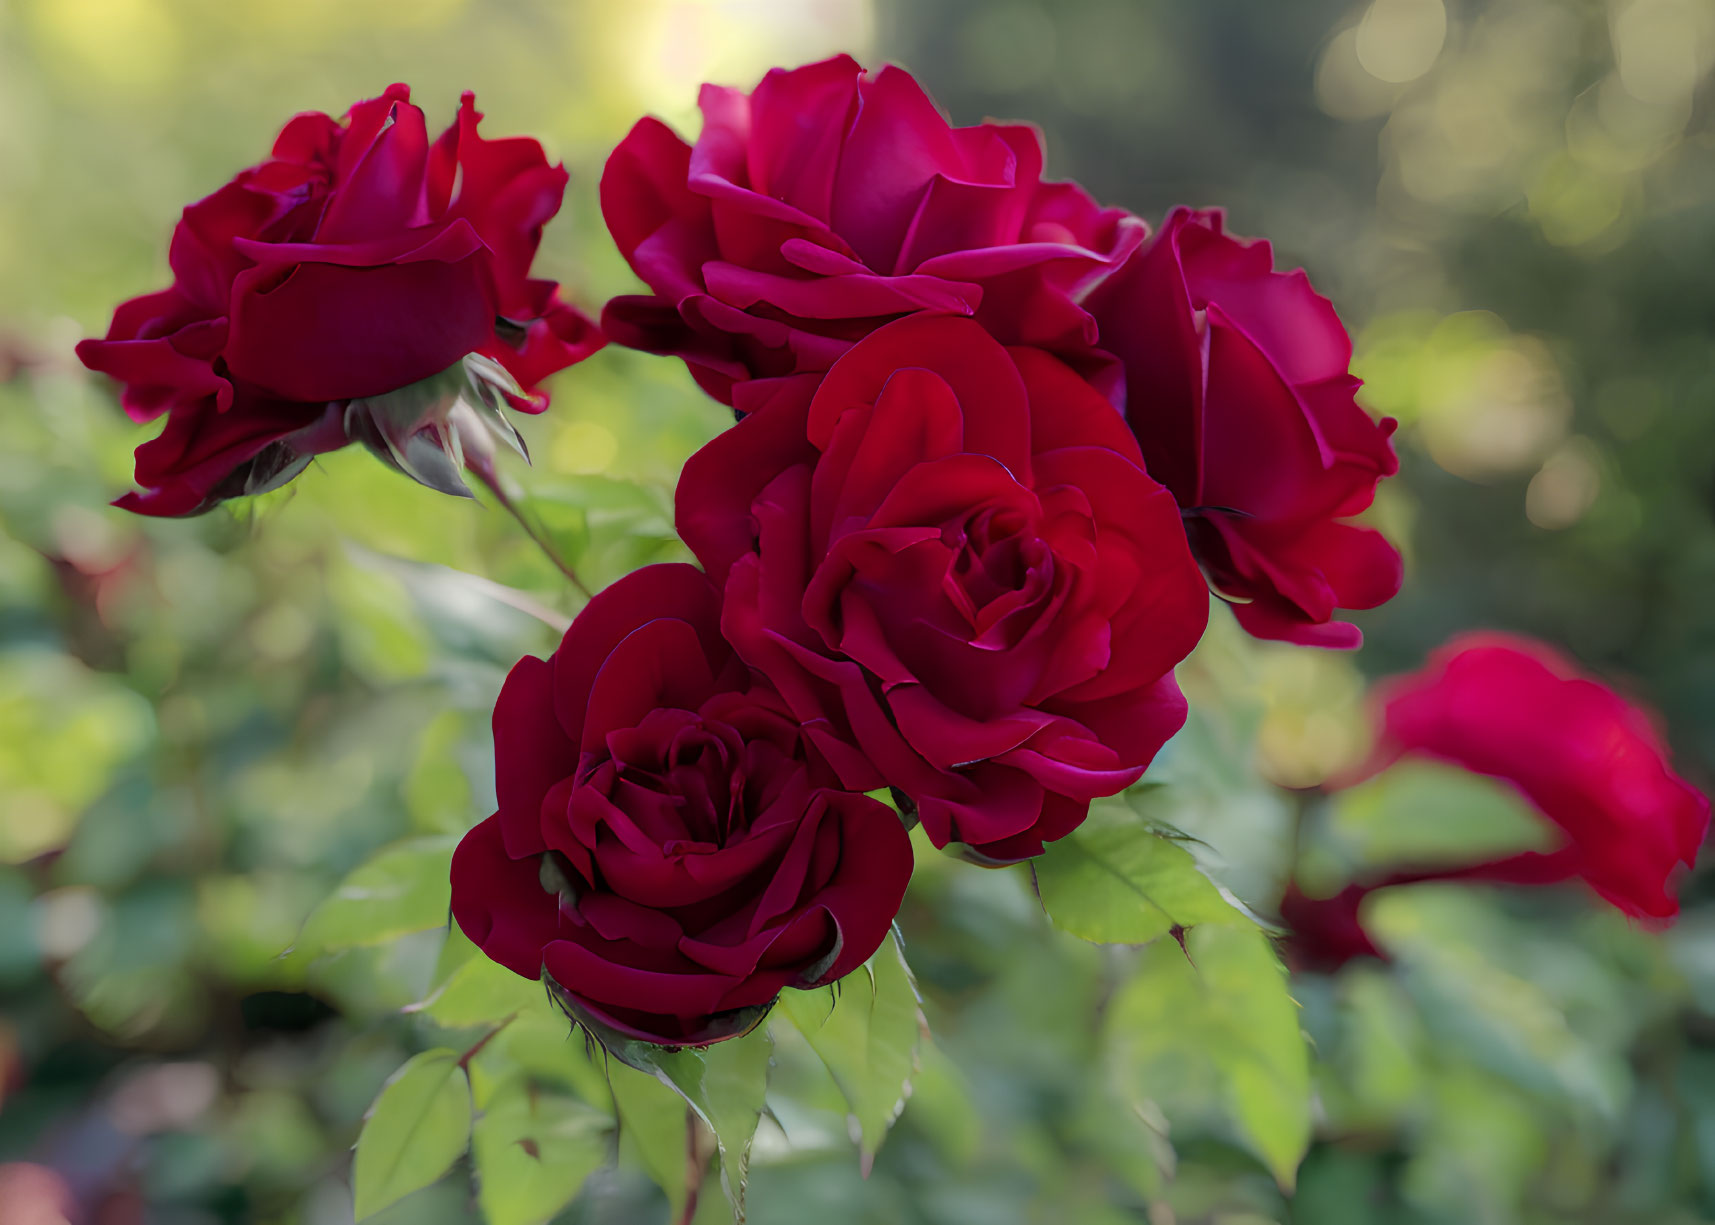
left=457, top=1014, right=517, bottom=1070
left=466, top=453, right=593, bottom=600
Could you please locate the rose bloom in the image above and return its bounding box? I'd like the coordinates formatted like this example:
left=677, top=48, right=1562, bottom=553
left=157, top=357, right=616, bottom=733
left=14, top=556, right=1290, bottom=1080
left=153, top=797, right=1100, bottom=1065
left=1365, top=633, right=1708, bottom=918
left=450, top=563, right=913, bottom=1048
left=1282, top=633, right=1709, bottom=969
left=1085, top=207, right=1401, bottom=648
left=677, top=315, right=1208, bottom=863
left=78, top=84, right=602, bottom=516
left=600, top=54, right=1142, bottom=410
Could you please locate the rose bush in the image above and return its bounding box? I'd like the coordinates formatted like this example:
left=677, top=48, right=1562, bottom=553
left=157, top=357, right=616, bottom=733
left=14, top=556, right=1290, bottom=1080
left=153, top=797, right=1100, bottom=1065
left=1085, top=207, right=1401, bottom=648
left=600, top=54, right=1141, bottom=409
left=78, top=84, right=601, bottom=515
left=449, top=563, right=913, bottom=1047
left=677, top=314, right=1208, bottom=863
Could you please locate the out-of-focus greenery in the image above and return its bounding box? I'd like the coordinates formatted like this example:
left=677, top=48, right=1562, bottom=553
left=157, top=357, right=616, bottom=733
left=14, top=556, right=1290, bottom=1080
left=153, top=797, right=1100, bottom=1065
left=2, top=1, right=1713, bottom=1224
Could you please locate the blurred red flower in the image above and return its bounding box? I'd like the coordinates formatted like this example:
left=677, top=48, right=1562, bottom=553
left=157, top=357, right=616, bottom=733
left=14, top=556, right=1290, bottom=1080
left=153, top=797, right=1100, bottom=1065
left=1284, top=633, right=1709, bottom=970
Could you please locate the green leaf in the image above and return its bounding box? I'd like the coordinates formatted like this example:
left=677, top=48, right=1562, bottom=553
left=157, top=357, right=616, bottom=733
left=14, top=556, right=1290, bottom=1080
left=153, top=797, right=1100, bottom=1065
left=1105, top=924, right=1311, bottom=1188
left=1366, top=887, right=1626, bottom=1118
left=490, top=1010, right=616, bottom=1109
left=1032, top=809, right=1242, bottom=943
left=472, top=1081, right=609, bottom=1225
left=635, top=1027, right=773, bottom=1220
left=295, top=836, right=457, bottom=956
left=345, top=546, right=566, bottom=667
left=413, top=944, right=544, bottom=1029
left=1328, top=760, right=1555, bottom=872
left=608, top=1061, right=691, bottom=1221
left=352, top=1048, right=473, bottom=1219
left=778, top=930, right=923, bottom=1168
left=523, top=475, right=690, bottom=589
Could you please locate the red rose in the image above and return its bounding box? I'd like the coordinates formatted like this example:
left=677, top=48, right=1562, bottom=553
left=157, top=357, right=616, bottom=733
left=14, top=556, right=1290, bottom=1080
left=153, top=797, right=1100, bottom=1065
left=676, top=315, right=1208, bottom=863
left=1362, top=633, right=1708, bottom=919
left=600, top=55, right=1141, bottom=410
left=450, top=563, right=912, bottom=1048
left=77, top=84, right=602, bottom=516
left=1281, top=634, right=1708, bottom=969
left=1085, top=207, right=1401, bottom=648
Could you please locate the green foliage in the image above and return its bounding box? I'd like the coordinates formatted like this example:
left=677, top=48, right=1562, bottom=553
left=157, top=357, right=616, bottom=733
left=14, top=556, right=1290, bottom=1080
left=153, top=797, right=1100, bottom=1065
left=640, top=1028, right=774, bottom=1220
left=1032, top=805, right=1244, bottom=943
left=471, top=1081, right=609, bottom=1225
left=0, top=648, right=155, bottom=862
left=523, top=473, right=689, bottom=591
left=295, top=836, right=458, bottom=956
left=608, top=1062, right=693, bottom=1220
left=1325, top=760, right=1555, bottom=875
left=1369, top=887, right=1630, bottom=1119
left=1106, top=925, right=1311, bottom=1189
left=353, top=1048, right=474, bottom=1220
left=777, top=930, right=924, bottom=1167
left=413, top=926, right=544, bottom=1029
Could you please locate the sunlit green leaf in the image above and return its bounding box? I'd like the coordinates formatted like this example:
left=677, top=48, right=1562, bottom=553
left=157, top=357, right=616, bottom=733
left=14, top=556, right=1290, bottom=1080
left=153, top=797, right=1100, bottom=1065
left=413, top=937, right=543, bottom=1029
left=471, top=1080, right=609, bottom=1225
left=778, top=930, right=923, bottom=1168
left=608, top=1061, right=691, bottom=1220
left=345, top=546, right=564, bottom=667
left=352, top=1048, right=472, bottom=1220
left=523, top=474, right=691, bottom=589
left=294, top=836, right=456, bottom=956
left=1106, top=924, right=1310, bottom=1188
left=1329, top=760, right=1555, bottom=872
left=623, top=1027, right=773, bottom=1220
left=1033, top=808, right=1243, bottom=943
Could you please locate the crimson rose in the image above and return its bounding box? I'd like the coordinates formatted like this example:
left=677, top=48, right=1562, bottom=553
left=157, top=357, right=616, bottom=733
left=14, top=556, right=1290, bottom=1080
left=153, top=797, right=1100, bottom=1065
left=677, top=315, right=1208, bottom=863
left=1282, top=634, right=1709, bottom=969
left=1085, top=207, right=1400, bottom=648
left=600, top=55, right=1141, bottom=410
left=78, top=84, right=602, bottom=516
left=450, top=563, right=913, bottom=1047
left=1362, top=633, right=1708, bottom=918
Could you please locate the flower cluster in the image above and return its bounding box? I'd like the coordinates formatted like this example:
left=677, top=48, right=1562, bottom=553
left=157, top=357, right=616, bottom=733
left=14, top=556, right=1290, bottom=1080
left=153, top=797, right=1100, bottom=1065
left=448, top=57, right=1405, bottom=1045
left=98, top=62, right=1699, bottom=1053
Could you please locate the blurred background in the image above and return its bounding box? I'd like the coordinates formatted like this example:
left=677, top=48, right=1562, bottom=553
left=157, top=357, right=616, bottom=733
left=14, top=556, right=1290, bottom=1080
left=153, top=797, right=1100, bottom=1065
left=2, top=0, right=1714, bottom=1222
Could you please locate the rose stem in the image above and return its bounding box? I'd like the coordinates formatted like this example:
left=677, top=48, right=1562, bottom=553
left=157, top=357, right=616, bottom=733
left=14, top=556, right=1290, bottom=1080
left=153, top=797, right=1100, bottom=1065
left=457, top=1014, right=517, bottom=1070
left=466, top=453, right=593, bottom=600
left=678, top=1106, right=713, bottom=1225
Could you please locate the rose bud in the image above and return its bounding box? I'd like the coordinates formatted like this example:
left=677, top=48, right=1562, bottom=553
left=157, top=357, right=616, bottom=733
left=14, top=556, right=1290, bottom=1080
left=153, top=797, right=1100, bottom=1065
left=1281, top=633, right=1709, bottom=970
left=1085, top=207, right=1401, bottom=648
left=600, top=54, right=1142, bottom=411
left=78, top=84, right=602, bottom=516
left=677, top=315, right=1209, bottom=864
left=450, top=563, right=913, bottom=1049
